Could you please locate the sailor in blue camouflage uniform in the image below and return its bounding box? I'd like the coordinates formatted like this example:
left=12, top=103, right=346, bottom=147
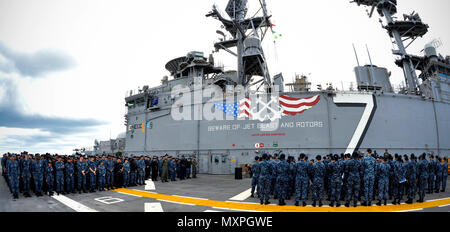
left=323, top=155, right=332, bottom=201
left=311, top=155, right=325, bottom=207
left=88, top=156, right=97, bottom=192
left=258, top=154, right=272, bottom=205
left=362, top=149, right=376, bottom=206
left=269, top=155, right=278, bottom=199
left=138, top=156, right=146, bottom=185
left=21, top=154, right=32, bottom=198
left=287, top=156, right=295, bottom=200
left=77, top=156, right=88, bottom=193
left=329, top=154, right=343, bottom=207
left=388, top=155, right=395, bottom=200
left=435, top=157, right=443, bottom=193
left=294, top=154, right=309, bottom=207
left=65, top=157, right=75, bottom=194
left=427, top=155, right=435, bottom=194
left=275, top=154, right=289, bottom=206
left=55, top=156, right=65, bottom=195
left=405, top=154, right=417, bottom=204
left=392, top=156, right=406, bottom=205
left=7, top=154, right=20, bottom=199
left=105, top=156, right=114, bottom=190
left=98, top=161, right=106, bottom=191
left=1, top=154, right=7, bottom=178
left=45, top=161, right=54, bottom=196
left=250, top=156, right=260, bottom=198
left=340, top=154, right=349, bottom=202
left=441, top=157, right=448, bottom=192
left=307, top=158, right=314, bottom=199
left=345, top=152, right=361, bottom=207
left=123, top=158, right=130, bottom=187
left=169, top=157, right=176, bottom=181
left=31, top=154, right=44, bottom=196
left=358, top=154, right=364, bottom=201
left=417, top=153, right=428, bottom=202
left=376, top=156, right=390, bottom=206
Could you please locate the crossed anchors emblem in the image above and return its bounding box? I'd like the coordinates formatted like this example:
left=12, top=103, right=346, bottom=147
left=250, top=96, right=283, bottom=122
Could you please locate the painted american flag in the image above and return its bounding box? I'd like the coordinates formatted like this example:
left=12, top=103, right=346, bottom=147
left=279, top=95, right=321, bottom=116
left=215, top=95, right=320, bottom=119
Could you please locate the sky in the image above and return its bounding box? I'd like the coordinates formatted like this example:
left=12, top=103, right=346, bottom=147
left=0, top=0, right=449, bottom=154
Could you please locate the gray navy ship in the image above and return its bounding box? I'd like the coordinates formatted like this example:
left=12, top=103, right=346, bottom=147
left=123, top=0, right=450, bottom=175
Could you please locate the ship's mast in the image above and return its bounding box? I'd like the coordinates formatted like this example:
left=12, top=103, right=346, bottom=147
left=352, top=0, right=429, bottom=95
left=207, top=0, right=273, bottom=91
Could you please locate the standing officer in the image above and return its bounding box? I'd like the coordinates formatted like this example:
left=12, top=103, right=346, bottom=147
left=138, top=156, right=146, bottom=185
left=114, top=158, right=124, bottom=188
left=312, top=155, right=325, bottom=207
left=287, top=156, right=296, bottom=200
left=65, top=157, right=75, bottom=194
left=362, top=149, right=376, bottom=206
left=192, top=157, right=198, bottom=178
left=258, top=154, right=272, bottom=205
left=123, top=158, right=130, bottom=187
left=275, top=154, right=289, bottom=206
left=145, top=156, right=151, bottom=180
left=161, top=155, right=169, bottom=182
left=417, top=154, right=428, bottom=203
left=88, top=156, right=97, bottom=192
left=435, top=157, right=443, bottom=193
left=376, top=156, right=390, bottom=206
left=31, top=154, right=44, bottom=197
left=131, top=158, right=138, bottom=185
left=21, top=154, right=32, bottom=198
left=186, top=158, right=192, bottom=179
left=1, top=154, right=7, bottom=178
left=345, top=152, right=361, bottom=207
left=427, top=155, right=435, bottom=194
left=169, top=157, right=176, bottom=181
left=294, top=154, right=309, bottom=207
left=406, top=154, right=417, bottom=204
left=441, top=157, right=448, bottom=192
left=323, top=155, right=332, bottom=201
left=250, top=156, right=260, bottom=198
left=55, top=156, right=65, bottom=195
left=98, top=160, right=106, bottom=191
left=393, top=156, right=406, bottom=205
left=45, top=161, right=54, bottom=196
left=7, top=154, right=20, bottom=199
left=77, top=156, right=88, bottom=193
left=106, top=156, right=114, bottom=190
left=271, top=155, right=279, bottom=200
left=329, top=154, right=343, bottom=207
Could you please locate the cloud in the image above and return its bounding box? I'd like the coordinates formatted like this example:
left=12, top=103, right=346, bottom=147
left=0, top=77, right=104, bottom=134
left=0, top=42, right=104, bottom=152
left=0, top=41, right=76, bottom=78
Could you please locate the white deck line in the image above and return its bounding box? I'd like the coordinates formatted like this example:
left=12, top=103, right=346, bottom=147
left=145, top=203, right=164, bottom=212
left=52, top=195, right=98, bottom=212
left=229, top=188, right=252, bottom=201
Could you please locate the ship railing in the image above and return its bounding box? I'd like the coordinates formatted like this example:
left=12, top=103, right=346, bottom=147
left=289, top=80, right=406, bottom=94
left=125, top=88, right=146, bottom=98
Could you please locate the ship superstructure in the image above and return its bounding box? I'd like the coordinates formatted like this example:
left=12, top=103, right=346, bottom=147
left=123, top=0, right=449, bottom=174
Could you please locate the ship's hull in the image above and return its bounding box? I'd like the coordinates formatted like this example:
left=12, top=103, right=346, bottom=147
left=125, top=91, right=450, bottom=174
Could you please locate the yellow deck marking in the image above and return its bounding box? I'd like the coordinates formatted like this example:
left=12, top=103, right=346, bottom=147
left=114, top=188, right=450, bottom=212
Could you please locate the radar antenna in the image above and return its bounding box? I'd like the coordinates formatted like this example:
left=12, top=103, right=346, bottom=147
left=351, top=0, right=429, bottom=95
left=207, top=0, right=273, bottom=92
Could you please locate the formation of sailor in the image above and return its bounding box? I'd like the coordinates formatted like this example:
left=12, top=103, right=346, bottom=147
left=1, top=152, right=199, bottom=199
left=250, top=149, right=448, bottom=207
